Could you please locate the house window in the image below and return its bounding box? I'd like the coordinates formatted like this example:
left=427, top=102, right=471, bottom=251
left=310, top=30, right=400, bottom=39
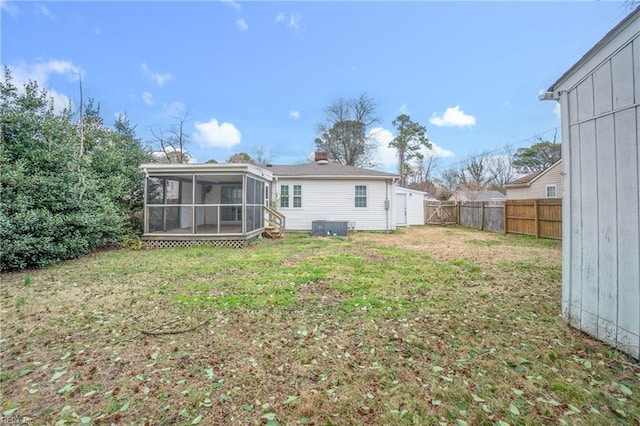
left=546, top=184, right=557, bottom=198
left=280, top=185, right=289, bottom=208
left=355, top=185, right=367, bottom=208
left=293, top=185, right=302, bottom=208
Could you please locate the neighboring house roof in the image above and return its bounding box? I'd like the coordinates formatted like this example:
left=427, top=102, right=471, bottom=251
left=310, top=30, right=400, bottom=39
left=505, top=159, right=562, bottom=189
left=266, top=162, right=399, bottom=180
left=448, top=190, right=506, bottom=202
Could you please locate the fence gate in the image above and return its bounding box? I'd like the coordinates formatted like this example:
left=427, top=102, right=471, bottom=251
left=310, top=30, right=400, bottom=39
left=425, top=202, right=458, bottom=225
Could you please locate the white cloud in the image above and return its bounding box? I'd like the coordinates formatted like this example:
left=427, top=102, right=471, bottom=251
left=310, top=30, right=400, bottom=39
left=275, top=12, right=301, bottom=30
left=1, top=0, right=19, bottom=18
left=193, top=118, right=241, bottom=149
left=289, top=110, right=300, bottom=119
left=221, top=0, right=241, bottom=12
left=142, top=91, right=154, bottom=106
left=400, top=104, right=409, bottom=114
left=430, top=106, right=476, bottom=127
left=162, top=101, right=185, bottom=117
left=10, top=59, right=82, bottom=85
left=428, top=141, right=455, bottom=159
left=8, top=59, right=82, bottom=114
left=502, top=100, right=511, bottom=108
left=289, top=13, right=301, bottom=30
left=368, top=126, right=454, bottom=170
left=553, top=102, right=561, bottom=120
left=34, top=3, right=53, bottom=19
left=369, top=127, right=398, bottom=168
left=141, top=62, right=173, bottom=86
left=236, top=18, right=248, bottom=31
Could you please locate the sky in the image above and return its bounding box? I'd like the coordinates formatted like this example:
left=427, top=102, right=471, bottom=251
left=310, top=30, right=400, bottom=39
left=1, top=0, right=634, bottom=174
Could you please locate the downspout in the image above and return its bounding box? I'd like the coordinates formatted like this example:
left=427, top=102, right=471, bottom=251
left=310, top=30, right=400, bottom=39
left=385, top=180, right=389, bottom=234
left=142, top=168, right=149, bottom=235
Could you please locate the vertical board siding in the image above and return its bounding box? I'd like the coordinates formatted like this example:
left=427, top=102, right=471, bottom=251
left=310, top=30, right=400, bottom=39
left=579, top=120, right=599, bottom=337
left=634, top=39, right=640, bottom=103
left=611, top=43, right=634, bottom=108
left=561, top=94, right=572, bottom=328
left=577, top=76, right=595, bottom=122
left=561, top=28, right=640, bottom=359
left=596, top=114, right=618, bottom=343
left=593, top=61, right=613, bottom=116
left=615, top=108, right=640, bottom=358
left=569, top=123, right=583, bottom=331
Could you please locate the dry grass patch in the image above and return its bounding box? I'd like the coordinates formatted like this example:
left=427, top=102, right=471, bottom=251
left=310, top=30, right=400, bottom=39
left=1, top=226, right=638, bottom=425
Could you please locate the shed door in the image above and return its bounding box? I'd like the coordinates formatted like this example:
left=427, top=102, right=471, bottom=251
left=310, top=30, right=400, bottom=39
left=396, top=193, right=407, bottom=226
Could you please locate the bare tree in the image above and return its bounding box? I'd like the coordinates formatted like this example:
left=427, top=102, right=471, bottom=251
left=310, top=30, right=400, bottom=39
left=315, top=93, right=379, bottom=167
left=459, top=153, right=496, bottom=191
left=150, top=114, right=191, bottom=163
left=409, top=149, right=439, bottom=191
left=486, top=147, right=518, bottom=191
left=252, top=145, right=275, bottom=166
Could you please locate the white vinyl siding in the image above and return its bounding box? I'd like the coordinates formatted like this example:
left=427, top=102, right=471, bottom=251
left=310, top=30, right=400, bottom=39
left=293, top=185, right=302, bottom=208
left=274, top=179, right=396, bottom=231
left=505, top=161, right=563, bottom=200
left=355, top=185, right=367, bottom=208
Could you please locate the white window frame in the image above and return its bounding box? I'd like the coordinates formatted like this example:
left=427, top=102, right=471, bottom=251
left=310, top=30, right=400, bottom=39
left=355, top=185, right=367, bottom=208
left=546, top=184, right=557, bottom=198
left=280, top=185, right=289, bottom=208
left=293, top=185, right=302, bottom=208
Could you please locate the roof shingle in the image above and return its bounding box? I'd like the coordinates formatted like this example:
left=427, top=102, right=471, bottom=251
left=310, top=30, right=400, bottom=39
left=266, top=162, right=399, bottom=178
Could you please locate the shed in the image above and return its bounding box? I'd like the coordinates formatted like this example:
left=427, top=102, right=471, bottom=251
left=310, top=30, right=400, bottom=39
left=541, top=7, right=639, bottom=359
left=396, top=187, right=428, bottom=226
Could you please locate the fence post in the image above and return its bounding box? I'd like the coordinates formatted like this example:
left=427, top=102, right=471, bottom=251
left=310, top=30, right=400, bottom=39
left=534, top=199, right=539, bottom=238
left=457, top=203, right=461, bottom=225
left=480, top=201, right=485, bottom=231
left=503, top=201, right=507, bottom=234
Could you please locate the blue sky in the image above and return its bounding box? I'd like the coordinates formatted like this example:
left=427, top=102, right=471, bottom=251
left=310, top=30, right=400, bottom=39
left=1, top=1, right=633, bottom=173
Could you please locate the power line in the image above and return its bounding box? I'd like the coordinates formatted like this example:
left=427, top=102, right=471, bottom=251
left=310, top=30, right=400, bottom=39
left=431, top=126, right=560, bottom=174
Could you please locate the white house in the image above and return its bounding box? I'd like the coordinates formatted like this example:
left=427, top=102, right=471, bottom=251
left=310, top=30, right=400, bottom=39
left=504, top=160, right=563, bottom=200
left=540, top=7, right=639, bottom=359
left=267, top=153, right=400, bottom=232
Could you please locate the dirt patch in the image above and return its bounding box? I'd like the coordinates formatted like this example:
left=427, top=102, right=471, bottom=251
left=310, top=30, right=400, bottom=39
left=353, top=225, right=562, bottom=266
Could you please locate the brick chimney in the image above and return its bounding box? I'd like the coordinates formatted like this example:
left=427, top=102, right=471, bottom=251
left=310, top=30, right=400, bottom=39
left=314, top=151, right=329, bottom=164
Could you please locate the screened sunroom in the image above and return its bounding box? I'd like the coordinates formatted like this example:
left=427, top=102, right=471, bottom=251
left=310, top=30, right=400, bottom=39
left=140, top=163, right=274, bottom=247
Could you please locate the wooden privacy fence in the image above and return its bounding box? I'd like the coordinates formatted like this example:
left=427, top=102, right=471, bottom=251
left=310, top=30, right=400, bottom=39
left=504, top=199, right=562, bottom=239
left=424, top=199, right=562, bottom=240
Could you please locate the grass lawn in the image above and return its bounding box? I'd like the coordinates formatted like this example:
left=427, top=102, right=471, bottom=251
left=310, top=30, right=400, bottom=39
left=1, top=226, right=638, bottom=425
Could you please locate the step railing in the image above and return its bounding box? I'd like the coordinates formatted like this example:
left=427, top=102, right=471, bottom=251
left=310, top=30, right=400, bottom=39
left=264, top=205, right=285, bottom=238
